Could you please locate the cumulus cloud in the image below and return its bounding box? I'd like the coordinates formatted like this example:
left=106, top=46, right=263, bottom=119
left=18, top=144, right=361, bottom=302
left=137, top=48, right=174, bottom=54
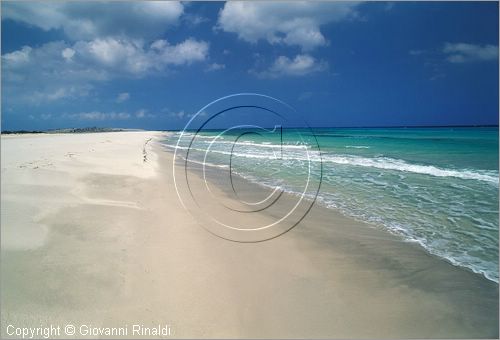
left=39, top=87, right=91, bottom=102
left=72, top=38, right=208, bottom=74
left=443, top=43, right=498, bottom=63
left=409, top=49, right=425, bottom=56
left=1, top=1, right=221, bottom=125
left=217, top=2, right=360, bottom=51
left=52, top=109, right=153, bottom=121
left=135, top=109, right=155, bottom=119
left=149, top=38, right=209, bottom=65
left=183, top=13, right=210, bottom=27
left=253, top=54, right=328, bottom=78
left=116, top=92, right=130, bottom=103
left=2, top=2, right=184, bottom=40
left=62, top=111, right=131, bottom=121
left=168, top=110, right=188, bottom=119
left=2, top=46, right=32, bottom=65
left=165, top=109, right=201, bottom=119
left=61, top=47, right=75, bottom=60
left=2, top=38, right=209, bottom=104
left=205, top=63, right=226, bottom=72
left=135, top=109, right=146, bottom=118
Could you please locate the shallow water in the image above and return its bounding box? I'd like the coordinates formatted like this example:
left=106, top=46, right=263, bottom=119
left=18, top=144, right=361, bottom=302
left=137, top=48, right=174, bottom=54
left=163, top=127, right=499, bottom=282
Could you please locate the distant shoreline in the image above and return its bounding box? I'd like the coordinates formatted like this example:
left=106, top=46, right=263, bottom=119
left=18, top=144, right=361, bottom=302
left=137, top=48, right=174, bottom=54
left=183, top=125, right=500, bottom=132
left=0, top=127, right=145, bottom=134
left=2, top=125, right=498, bottom=135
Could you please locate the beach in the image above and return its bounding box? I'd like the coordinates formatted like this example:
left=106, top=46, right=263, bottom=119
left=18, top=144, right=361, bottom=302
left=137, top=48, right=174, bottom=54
left=1, top=131, right=498, bottom=338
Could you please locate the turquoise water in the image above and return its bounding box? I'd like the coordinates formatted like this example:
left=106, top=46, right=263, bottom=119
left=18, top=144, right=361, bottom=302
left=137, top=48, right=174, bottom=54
left=164, top=127, right=499, bottom=282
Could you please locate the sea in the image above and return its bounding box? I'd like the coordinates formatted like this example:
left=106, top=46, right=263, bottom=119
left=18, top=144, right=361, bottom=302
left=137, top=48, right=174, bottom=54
left=163, top=127, right=499, bottom=282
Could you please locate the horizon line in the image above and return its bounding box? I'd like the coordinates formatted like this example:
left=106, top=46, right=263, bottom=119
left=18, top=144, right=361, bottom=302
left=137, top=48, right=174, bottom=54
left=1, top=124, right=499, bottom=134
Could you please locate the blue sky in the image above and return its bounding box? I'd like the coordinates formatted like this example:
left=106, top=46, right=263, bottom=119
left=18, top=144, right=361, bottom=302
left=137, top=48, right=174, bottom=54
left=1, top=1, right=498, bottom=130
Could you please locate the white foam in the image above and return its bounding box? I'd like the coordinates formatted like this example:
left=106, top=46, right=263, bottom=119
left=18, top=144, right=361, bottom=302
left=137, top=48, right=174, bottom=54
left=201, top=140, right=310, bottom=150
left=322, top=155, right=499, bottom=185
left=163, top=140, right=499, bottom=282
left=164, top=142, right=499, bottom=185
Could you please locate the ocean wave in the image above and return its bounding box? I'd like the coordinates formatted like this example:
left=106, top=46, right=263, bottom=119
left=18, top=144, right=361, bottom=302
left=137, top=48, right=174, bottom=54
left=163, top=142, right=498, bottom=185
left=200, top=140, right=310, bottom=149
left=230, top=170, right=499, bottom=283
left=311, top=133, right=493, bottom=143
left=322, top=155, right=499, bottom=185
left=162, top=140, right=498, bottom=282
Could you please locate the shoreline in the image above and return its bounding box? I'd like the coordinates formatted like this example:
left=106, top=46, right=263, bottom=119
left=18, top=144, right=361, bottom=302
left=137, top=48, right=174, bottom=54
left=163, top=140, right=498, bottom=283
left=172, top=141, right=499, bottom=281
left=1, top=132, right=498, bottom=338
left=162, top=138, right=499, bottom=337
left=232, top=173, right=499, bottom=283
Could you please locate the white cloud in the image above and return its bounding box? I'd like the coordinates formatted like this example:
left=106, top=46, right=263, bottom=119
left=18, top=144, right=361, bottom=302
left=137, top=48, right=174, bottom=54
left=183, top=13, right=209, bottom=26
left=63, top=111, right=131, bottom=121
left=1, top=1, right=218, bottom=114
left=169, top=110, right=187, bottom=119
left=79, top=37, right=208, bottom=71
left=135, top=109, right=155, bottom=119
left=2, top=2, right=184, bottom=40
left=151, top=38, right=209, bottom=65
left=165, top=109, right=200, bottom=119
left=253, top=54, right=328, bottom=78
left=32, top=85, right=92, bottom=103
left=3, top=46, right=32, bottom=65
left=46, top=88, right=68, bottom=101
left=2, top=38, right=209, bottom=104
left=136, top=109, right=146, bottom=118
left=443, top=43, right=498, bottom=63
left=206, top=63, right=226, bottom=72
left=3, top=41, right=101, bottom=104
left=61, top=47, right=75, bottom=61
left=116, top=92, right=130, bottom=103
left=217, top=2, right=360, bottom=51
left=409, top=49, right=425, bottom=56
left=51, top=109, right=154, bottom=121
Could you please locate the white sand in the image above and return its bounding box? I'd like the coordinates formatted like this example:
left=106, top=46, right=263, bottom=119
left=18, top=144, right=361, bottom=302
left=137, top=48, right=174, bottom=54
left=1, top=132, right=160, bottom=251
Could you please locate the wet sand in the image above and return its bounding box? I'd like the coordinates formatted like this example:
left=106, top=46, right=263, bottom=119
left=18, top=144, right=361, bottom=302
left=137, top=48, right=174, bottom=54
left=1, top=132, right=498, bottom=338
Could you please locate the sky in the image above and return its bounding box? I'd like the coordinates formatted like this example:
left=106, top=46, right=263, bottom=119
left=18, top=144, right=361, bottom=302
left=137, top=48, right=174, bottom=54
left=1, top=1, right=499, bottom=131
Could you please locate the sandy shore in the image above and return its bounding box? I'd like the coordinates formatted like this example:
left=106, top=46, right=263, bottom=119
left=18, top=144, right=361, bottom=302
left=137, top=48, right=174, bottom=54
left=1, top=132, right=498, bottom=338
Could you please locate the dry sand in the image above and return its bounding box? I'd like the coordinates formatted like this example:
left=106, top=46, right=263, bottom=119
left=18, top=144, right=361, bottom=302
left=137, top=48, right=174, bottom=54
left=1, top=132, right=498, bottom=338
